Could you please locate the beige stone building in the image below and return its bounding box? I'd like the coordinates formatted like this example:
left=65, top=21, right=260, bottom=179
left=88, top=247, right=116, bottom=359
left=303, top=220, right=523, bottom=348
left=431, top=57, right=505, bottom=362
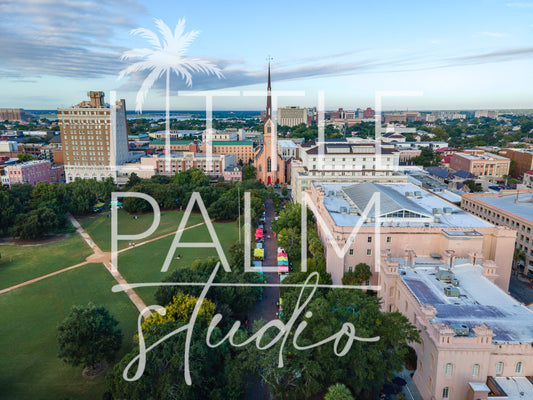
left=58, top=91, right=130, bottom=182
left=307, top=181, right=516, bottom=290
left=278, top=106, right=307, bottom=127
left=380, top=252, right=533, bottom=400
left=461, top=190, right=533, bottom=276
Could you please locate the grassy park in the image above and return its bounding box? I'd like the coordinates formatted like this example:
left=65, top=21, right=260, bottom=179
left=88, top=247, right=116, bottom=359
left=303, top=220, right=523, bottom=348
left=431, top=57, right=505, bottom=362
left=0, top=209, right=241, bottom=399
left=0, top=263, right=138, bottom=400
left=0, top=234, right=92, bottom=290
left=79, top=209, right=206, bottom=251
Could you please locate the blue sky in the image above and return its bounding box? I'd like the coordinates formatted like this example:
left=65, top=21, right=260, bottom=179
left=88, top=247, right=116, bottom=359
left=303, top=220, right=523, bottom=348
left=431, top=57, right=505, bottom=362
left=1, top=0, right=532, bottom=111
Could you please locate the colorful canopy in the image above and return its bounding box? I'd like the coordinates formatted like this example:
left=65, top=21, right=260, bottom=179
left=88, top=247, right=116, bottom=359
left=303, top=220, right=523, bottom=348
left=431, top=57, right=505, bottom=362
left=278, top=265, right=289, bottom=273
left=255, top=228, right=263, bottom=239
left=278, top=251, right=289, bottom=272
left=254, top=248, right=264, bottom=258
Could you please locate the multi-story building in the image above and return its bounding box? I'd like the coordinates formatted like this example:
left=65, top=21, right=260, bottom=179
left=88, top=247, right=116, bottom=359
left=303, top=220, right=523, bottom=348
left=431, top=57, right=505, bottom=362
left=149, top=140, right=199, bottom=152
left=449, top=152, right=510, bottom=181
left=499, top=148, right=533, bottom=178
left=523, top=170, right=533, bottom=187
left=291, top=138, right=405, bottom=202
left=121, top=152, right=236, bottom=179
left=0, top=108, right=35, bottom=122
left=475, top=110, right=499, bottom=119
left=461, top=190, right=533, bottom=276
left=380, top=252, right=533, bottom=400
left=278, top=106, right=308, bottom=127
left=201, top=128, right=244, bottom=142
left=363, top=107, right=375, bottom=119
left=0, top=141, right=18, bottom=155
left=223, top=165, right=243, bottom=181
left=3, top=160, right=64, bottom=186
left=278, top=140, right=300, bottom=161
left=199, top=140, right=254, bottom=165
left=58, top=91, right=130, bottom=182
left=308, top=181, right=515, bottom=289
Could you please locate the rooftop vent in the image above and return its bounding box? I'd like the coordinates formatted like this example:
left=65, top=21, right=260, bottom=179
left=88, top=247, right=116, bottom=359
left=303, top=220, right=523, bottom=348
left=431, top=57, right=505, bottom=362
left=444, top=286, right=461, bottom=297
left=327, top=190, right=335, bottom=197
left=443, top=207, right=453, bottom=215
left=340, top=206, right=348, bottom=214
left=405, top=192, right=414, bottom=198
left=414, top=191, right=422, bottom=198
left=349, top=207, right=357, bottom=215
left=433, top=208, right=443, bottom=215
left=451, top=323, right=469, bottom=336
left=336, top=191, right=344, bottom=197
left=437, top=270, right=455, bottom=282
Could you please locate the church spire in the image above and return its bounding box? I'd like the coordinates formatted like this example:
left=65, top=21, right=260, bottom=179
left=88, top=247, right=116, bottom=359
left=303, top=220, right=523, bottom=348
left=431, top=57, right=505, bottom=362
left=264, top=58, right=272, bottom=122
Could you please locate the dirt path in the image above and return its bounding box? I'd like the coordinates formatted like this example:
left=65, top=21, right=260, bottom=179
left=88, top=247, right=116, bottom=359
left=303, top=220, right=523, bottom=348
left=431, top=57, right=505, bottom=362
left=0, top=213, right=209, bottom=318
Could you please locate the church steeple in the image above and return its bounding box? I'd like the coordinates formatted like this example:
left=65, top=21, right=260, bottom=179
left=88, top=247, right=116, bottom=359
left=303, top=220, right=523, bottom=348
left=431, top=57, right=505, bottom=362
left=264, top=59, right=272, bottom=123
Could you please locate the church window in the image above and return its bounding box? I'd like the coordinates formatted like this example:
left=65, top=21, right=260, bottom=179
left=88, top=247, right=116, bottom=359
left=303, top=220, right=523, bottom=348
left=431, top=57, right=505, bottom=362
left=267, top=157, right=271, bottom=172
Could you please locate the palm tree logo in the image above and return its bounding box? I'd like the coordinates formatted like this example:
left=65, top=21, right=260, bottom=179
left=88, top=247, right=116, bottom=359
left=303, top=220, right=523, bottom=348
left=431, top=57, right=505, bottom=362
left=119, top=18, right=223, bottom=168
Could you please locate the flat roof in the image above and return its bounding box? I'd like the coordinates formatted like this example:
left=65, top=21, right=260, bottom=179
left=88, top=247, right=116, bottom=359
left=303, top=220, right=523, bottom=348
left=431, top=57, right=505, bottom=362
left=493, top=377, right=533, bottom=399
left=467, top=192, right=533, bottom=222
left=456, top=153, right=509, bottom=161
left=399, top=259, right=533, bottom=343
left=316, top=182, right=492, bottom=228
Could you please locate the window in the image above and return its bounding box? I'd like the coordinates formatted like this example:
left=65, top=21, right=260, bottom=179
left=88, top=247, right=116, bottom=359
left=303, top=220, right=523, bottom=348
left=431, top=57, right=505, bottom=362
left=442, top=387, right=449, bottom=399
left=349, top=249, right=354, bottom=255
left=267, top=157, right=271, bottom=173
left=496, top=362, right=503, bottom=376
left=472, top=364, right=479, bottom=376
left=367, top=236, right=372, bottom=243
left=366, top=249, right=372, bottom=256
left=347, top=266, right=353, bottom=272
left=445, top=363, right=452, bottom=376
left=516, top=362, right=523, bottom=374
left=386, top=236, right=392, bottom=243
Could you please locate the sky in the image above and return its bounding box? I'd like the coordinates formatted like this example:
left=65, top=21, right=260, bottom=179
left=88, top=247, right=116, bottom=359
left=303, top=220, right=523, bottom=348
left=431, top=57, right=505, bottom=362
left=1, top=0, right=532, bottom=111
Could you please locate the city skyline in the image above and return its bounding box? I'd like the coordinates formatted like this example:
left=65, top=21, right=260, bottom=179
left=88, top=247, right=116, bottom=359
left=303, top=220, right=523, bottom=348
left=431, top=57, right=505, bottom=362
left=1, top=0, right=533, bottom=110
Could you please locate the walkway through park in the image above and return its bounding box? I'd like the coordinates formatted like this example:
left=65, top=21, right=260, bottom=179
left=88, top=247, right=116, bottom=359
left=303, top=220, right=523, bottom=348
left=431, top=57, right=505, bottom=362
left=0, top=213, right=210, bottom=318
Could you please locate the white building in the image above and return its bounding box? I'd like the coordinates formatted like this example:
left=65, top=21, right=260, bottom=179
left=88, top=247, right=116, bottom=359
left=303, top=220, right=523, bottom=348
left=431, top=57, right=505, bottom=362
left=291, top=138, right=405, bottom=203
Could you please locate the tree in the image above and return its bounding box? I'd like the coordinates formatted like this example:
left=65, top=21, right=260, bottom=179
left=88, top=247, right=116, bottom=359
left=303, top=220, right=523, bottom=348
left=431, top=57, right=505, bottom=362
left=142, top=293, right=215, bottom=333
left=11, top=207, right=58, bottom=239
left=242, top=285, right=419, bottom=399
left=17, top=153, right=33, bottom=162
left=125, top=172, right=142, bottom=190
left=281, top=185, right=289, bottom=197
left=342, top=263, right=372, bottom=285
left=463, top=179, right=483, bottom=193
left=242, top=165, right=256, bottom=181
left=514, top=248, right=526, bottom=271
left=208, top=196, right=239, bottom=220
left=57, top=303, right=123, bottom=370
left=325, top=383, right=354, bottom=400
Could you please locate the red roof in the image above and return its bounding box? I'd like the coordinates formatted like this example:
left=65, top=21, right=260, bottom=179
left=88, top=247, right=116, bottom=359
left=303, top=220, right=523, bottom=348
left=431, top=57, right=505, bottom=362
left=524, top=170, right=533, bottom=175
left=436, top=147, right=457, bottom=153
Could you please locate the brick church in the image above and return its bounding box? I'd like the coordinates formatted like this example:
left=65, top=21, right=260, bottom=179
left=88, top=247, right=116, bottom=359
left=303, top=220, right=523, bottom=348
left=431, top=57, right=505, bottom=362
left=254, top=62, right=286, bottom=185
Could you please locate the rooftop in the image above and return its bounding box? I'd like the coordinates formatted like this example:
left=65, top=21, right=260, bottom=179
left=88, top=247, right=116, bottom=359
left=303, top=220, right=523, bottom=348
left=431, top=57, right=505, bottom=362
left=399, top=259, right=533, bottom=342
left=150, top=140, right=195, bottom=145
left=455, top=152, right=509, bottom=161
left=317, top=181, right=492, bottom=228
left=209, top=141, right=253, bottom=146
left=278, top=140, right=299, bottom=148
left=467, top=191, right=533, bottom=222
left=492, top=377, right=533, bottom=399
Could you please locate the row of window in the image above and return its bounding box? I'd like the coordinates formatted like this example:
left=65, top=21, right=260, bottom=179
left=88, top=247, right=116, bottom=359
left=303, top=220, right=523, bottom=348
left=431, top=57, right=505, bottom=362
left=444, top=360, right=523, bottom=376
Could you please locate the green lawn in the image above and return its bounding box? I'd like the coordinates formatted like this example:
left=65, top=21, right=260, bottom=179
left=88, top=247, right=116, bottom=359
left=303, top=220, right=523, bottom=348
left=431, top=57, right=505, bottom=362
left=78, top=209, right=206, bottom=252
left=0, top=234, right=92, bottom=290
left=0, top=263, right=139, bottom=400
left=117, top=219, right=241, bottom=305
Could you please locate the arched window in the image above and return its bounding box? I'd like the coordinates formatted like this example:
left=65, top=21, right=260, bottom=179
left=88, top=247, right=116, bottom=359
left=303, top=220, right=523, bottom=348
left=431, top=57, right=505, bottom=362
left=516, top=362, right=523, bottom=374
left=472, top=364, right=480, bottom=376
left=267, top=157, right=271, bottom=172
left=445, top=363, right=453, bottom=376
left=267, top=125, right=271, bottom=133
left=496, top=362, right=504, bottom=376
